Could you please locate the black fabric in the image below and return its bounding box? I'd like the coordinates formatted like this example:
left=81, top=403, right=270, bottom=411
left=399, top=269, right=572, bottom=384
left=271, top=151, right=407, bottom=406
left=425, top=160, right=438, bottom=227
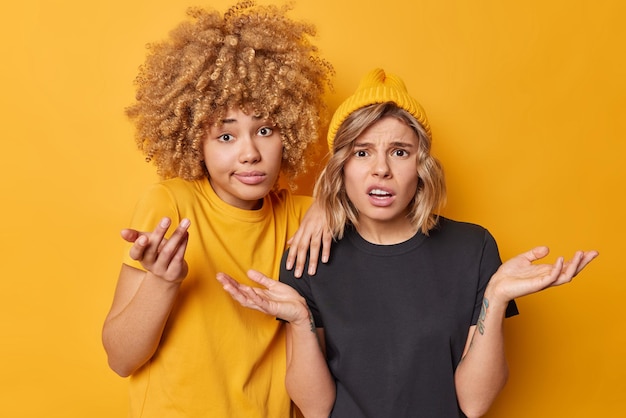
left=280, top=217, right=518, bottom=418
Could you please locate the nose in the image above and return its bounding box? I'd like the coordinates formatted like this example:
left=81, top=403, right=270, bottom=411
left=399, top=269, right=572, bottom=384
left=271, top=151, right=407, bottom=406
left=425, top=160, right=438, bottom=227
left=239, top=136, right=261, bottom=164
left=372, top=154, right=391, bottom=178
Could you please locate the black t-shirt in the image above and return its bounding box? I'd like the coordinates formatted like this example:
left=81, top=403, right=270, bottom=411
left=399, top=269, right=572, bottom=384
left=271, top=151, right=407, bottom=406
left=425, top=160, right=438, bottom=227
left=280, top=218, right=518, bottom=418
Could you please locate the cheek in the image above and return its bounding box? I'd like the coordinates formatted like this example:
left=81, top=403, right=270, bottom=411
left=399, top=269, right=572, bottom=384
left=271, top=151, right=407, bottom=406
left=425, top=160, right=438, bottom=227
left=265, top=141, right=284, bottom=165
left=202, top=144, right=229, bottom=174
left=343, top=169, right=361, bottom=200
left=201, top=141, right=213, bottom=163
left=402, top=172, right=420, bottom=200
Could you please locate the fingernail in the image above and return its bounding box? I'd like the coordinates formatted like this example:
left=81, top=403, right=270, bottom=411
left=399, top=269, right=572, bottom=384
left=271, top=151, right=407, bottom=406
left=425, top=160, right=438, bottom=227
left=181, top=218, right=190, bottom=228
left=160, top=217, right=170, bottom=227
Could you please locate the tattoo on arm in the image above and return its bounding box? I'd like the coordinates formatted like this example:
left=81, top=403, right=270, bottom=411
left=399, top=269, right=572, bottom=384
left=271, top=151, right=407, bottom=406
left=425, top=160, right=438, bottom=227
left=460, top=298, right=491, bottom=363
left=477, top=298, right=489, bottom=335
left=307, top=307, right=316, bottom=333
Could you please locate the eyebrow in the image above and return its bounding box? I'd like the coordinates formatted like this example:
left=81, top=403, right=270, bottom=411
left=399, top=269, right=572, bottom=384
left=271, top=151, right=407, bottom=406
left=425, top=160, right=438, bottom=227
left=219, top=114, right=264, bottom=125
left=354, top=140, right=416, bottom=148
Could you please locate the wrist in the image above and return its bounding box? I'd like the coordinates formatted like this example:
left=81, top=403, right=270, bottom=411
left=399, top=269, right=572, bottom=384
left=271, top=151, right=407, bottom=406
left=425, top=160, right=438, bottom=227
left=483, top=286, right=511, bottom=311
left=145, top=271, right=184, bottom=289
left=289, top=302, right=316, bottom=331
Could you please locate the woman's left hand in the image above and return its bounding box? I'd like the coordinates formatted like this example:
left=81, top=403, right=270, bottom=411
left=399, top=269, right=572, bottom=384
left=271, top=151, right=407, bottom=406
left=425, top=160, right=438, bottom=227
left=488, top=246, right=599, bottom=303
left=216, top=270, right=310, bottom=325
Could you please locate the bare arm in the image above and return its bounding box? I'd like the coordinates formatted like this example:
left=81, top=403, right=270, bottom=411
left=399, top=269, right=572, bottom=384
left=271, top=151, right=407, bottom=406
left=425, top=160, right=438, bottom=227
left=285, top=318, right=335, bottom=417
left=216, top=270, right=336, bottom=417
left=102, top=217, right=190, bottom=377
left=454, top=247, right=598, bottom=417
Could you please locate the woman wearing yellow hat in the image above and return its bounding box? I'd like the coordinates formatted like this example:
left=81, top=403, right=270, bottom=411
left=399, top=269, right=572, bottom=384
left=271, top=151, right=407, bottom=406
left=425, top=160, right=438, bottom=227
left=217, top=68, right=598, bottom=418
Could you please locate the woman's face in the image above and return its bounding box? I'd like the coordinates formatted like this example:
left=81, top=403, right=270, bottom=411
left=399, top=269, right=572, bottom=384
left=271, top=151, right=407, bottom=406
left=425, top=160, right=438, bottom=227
left=343, top=116, right=419, bottom=237
left=202, top=108, right=283, bottom=210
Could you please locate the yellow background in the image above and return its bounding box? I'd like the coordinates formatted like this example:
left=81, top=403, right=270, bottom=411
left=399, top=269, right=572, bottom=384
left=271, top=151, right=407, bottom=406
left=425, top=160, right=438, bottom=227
left=1, top=0, right=623, bottom=416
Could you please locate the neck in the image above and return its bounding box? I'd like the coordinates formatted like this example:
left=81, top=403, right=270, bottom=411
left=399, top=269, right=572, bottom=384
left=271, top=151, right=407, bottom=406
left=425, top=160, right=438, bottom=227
left=355, top=218, right=418, bottom=245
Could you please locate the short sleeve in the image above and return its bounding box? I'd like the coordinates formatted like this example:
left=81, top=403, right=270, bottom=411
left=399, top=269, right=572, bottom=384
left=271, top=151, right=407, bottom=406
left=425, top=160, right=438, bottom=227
left=279, top=251, right=323, bottom=327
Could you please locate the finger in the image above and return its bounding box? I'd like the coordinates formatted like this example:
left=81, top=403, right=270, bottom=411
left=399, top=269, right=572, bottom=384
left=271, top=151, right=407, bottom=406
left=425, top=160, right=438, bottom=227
left=320, top=229, right=332, bottom=264
left=153, top=217, right=172, bottom=240
left=171, top=231, right=189, bottom=264
left=228, top=283, right=269, bottom=312
left=247, top=270, right=276, bottom=289
left=285, top=242, right=297, bottom=271
left=167, top=231, right=189, bottom=278
left=293, top=241, right=311, bottom=278
left=217, top=272, right=259, bottom=299
left=128, top=234, right=149, bottom=261
left=574, top=250, right=599, bottom=275
left=216, top=272, right=236, bottom=287
left=217, top=273, right=254, bottom=302
left=120, top=228, right=141, bottom=243
left=141, top=217, right=172, bottom=261
left=307, top=235, right=321, bottom=276
left=549, top=256, right=566, bottom=283
left=527, top=246, right=550, bottom=262
left=223, top=282, right=255, bottom=306
left=155, top=219, right=190, bottom=265
left=157, top=237, right=169, bottom=253
left=553, top=252, right=584, bottom=285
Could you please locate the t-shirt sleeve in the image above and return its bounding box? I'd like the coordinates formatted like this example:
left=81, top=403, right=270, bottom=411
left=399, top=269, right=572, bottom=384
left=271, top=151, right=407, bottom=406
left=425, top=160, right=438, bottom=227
left=472, top=229, right=519, bottom=325
left=279, top=250, right=323, bottom=327
left=121, top=183, right=180, bottom=270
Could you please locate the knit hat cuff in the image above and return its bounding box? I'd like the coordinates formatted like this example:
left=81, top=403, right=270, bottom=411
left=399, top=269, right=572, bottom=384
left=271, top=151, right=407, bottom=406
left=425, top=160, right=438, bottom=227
left=326, top=68, right=431, bottom=151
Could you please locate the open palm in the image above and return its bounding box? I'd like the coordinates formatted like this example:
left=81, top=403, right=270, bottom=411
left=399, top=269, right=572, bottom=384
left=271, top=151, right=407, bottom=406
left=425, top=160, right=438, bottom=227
left=490, top=246, right=598, bottom=302
left=216, top=270, right=309, bottom=325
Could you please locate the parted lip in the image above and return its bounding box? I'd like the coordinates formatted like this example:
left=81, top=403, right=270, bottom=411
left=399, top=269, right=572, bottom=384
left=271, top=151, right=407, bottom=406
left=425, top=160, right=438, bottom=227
left=366, top=185, right=394, bottom=196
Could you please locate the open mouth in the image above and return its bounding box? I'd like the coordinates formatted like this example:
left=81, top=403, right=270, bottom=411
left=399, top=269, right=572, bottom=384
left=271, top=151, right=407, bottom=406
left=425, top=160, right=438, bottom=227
left=369, top=188, right=392, bottom=198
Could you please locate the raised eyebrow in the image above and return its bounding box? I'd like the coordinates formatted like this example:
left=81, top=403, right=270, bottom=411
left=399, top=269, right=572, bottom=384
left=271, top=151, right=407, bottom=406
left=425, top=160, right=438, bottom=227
left=218, top=115, right=268, bottom=126
left=218, top=118, right=236, bottom=125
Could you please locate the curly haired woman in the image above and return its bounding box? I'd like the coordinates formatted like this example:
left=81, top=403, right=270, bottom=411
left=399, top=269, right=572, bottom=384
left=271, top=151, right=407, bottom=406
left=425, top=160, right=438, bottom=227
left=102, top=2, right=333, bottom=417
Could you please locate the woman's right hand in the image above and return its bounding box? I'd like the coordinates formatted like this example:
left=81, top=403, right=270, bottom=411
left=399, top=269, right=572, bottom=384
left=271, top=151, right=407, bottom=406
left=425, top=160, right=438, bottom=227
left=121, top=217, right=190, bottom=283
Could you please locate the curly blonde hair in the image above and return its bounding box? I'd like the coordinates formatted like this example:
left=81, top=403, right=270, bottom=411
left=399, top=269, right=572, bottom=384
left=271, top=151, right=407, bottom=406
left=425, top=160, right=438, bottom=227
left=314, top=103, right=447, bottom=239
left=126, top=1, right=333, bottom=181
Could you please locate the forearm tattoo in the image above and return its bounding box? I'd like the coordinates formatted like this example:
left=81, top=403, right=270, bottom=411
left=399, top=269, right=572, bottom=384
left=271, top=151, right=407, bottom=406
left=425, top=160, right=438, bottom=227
left=460, top=298, right=490, bottom=363
left=307, top=306, right=316, bottom=333
left=477, top=297, right=489, bottom=335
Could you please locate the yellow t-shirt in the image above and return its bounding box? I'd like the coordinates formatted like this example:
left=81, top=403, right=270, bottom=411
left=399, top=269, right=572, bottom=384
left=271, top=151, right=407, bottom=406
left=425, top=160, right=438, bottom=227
left=122, top=178, right=312, bottom=418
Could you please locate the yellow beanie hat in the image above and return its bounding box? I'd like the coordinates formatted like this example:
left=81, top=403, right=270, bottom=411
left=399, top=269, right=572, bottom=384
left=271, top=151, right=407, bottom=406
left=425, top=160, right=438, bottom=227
left=326, top=68, right=431, bottom=151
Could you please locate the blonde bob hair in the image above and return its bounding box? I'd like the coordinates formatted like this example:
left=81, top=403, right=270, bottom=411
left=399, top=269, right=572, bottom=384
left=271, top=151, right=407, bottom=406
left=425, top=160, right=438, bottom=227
left=314, top=102, right=447, bottom=239
left=126, top=1, right=333, bottom=181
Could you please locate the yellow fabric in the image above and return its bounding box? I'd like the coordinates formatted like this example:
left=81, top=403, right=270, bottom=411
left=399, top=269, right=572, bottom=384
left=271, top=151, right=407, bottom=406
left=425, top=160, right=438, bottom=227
left=326, top=68, right=431, bottom=150
left=122, top=177, right=312, bottom=418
